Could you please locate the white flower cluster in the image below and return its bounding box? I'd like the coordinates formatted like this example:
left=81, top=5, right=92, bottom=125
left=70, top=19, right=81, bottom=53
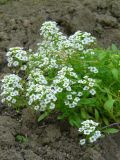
left=79, top=120, right=102, bottom=145
left=64, top=91, right=82, bottom=108
left=29, top=21, right=97, bottom=77
left=0, top=74, right=23, bottom=107
left=39, top=21, right=96, bottom=56
left=6, top=47, right=28, bottom=70
left=53, top=66, right=78, bottom=89
left=88, top=66, right=98, bottom=73
left=29, top=51, right=60, bottom=70
left=83, top=49, right=95, bottom=55
left=40, top=21, right=67, bottom=53
left=26, top=68, right=63, bottom=111
left=1, top=21, right=98, bottom=114
left=40, top=21, right=59, bottom=39
left=78, top=76, right=96, bottom=95
left=52, top=66, right=82, bottom=109
left=26, top=66, right=80, bottom=111
left=69, top=31, right=96, bottom=51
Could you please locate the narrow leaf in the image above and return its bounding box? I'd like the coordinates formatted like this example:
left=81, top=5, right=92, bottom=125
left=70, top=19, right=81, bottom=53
left=103, top=128, right=119, bottom=134
left=111, top=68, right=119, bottom=81
left=38, top=112, right=49, bottom=122
left=81, top=109, right=89, bottom=119
left=104, top=96, right=115, bottom=113
left=95, top=109, right=99, bottom=121
left=103, top=117, right=109, bottom=126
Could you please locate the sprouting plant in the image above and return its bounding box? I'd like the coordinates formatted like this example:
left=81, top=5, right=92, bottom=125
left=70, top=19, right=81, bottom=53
left=0, top=21, right=120, bottom=145
left=15, top=134, right=28, bottom=143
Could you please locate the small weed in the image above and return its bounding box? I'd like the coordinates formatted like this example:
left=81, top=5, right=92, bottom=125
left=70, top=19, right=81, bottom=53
left=15, top=134, right=28, bottom=143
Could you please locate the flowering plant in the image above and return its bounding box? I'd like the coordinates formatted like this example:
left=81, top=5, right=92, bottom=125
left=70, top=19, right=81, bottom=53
left=79, top=120, right=101, bottom=145
left=1, top=21, right=120, bottom=145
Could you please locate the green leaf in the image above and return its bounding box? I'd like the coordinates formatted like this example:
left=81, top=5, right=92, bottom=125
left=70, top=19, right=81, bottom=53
left=103, top=128, right=119, bottom=134
left=104, top=96, right=115, bottom=113
left=68, top=115, right=81, bottom=128
left=15, top=135, right=28, bottom=143
left=103, top=117, right=109, bottom=126
left=38, top=112, right=49, bottom=122
left=81, top=109, right=89, bottom=119
left=111, top=68, right=119, bottom=81
left=69, top=118, right=80, bottom=128
left=79, top=98, right=96, bottom=106
left=98, top=51, right=106, bottom=60
left=57, top=113, right=67, bottom=120
left=95, top=109, right=99, bottom=121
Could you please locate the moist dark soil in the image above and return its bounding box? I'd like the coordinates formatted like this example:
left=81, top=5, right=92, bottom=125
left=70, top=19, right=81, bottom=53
left=0, top=0, right=120, bottom=159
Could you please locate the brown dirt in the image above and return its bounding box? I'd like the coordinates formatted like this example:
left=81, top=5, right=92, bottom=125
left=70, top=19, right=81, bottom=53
left=0, top=107, right=120, bottom=160
left=0, top=0, right=120, bottom=69
left=0, top=0, right=120, bottom=159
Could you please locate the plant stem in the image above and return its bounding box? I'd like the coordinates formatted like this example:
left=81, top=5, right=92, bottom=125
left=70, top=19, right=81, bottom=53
left=102, top=122, right=120, bottom=130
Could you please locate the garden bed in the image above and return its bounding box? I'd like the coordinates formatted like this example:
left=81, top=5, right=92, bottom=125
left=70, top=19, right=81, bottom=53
left=0, top=107, right=120, bottom=160
left=0, top=0, right=120, bottom=160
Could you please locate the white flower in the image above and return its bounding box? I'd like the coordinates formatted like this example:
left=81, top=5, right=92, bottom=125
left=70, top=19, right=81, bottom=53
left=8, top=63, right=12, bottom=67
left=50, top=103, right=55, bottom=110
left=88, top=82, right=94, bottom=87
left=89, top=136, right=96, bottom=143
left=83, top=86, right=89, bottom=91
left=84, top=130, right=91, bottom=135
left=67, top=95, right=72, bottom=100
left=6, top=96, right=12, bottom=101
left=83, top=76, right=89, bottom=79
left=29, top=49, right=32, bottom=52
left=40, top=105, right=46, bottom=111
left=77, top=92, right=83, bottom=97
left=69, top=103, right=76, bottom=108
left=80, top=139, right=86, bottom=145
left=89, top=89, right=96, bottom=95
left=34, top=105, right=40, bottom=111
left=1, top=99, right=5, bottom=103
left=78, top=80, right=83, bottom=84
left=82, top=80, right=87, bottom=84
left=88, top=66, right=98, bottom=73
left=74, top=97, right=80, bottom=102
left=94, top=130, right=101, bottom=139
left=14, top=91, right=19, bottom=96
left=21, top=65, right=27, bottom=70
left=13, top=61, right=19, bottom=67
left=90, top=126, right=96, bottom=132
left=12, top=99, right=16, bottom=104
left=78, top=128, right=83, bottom=132
left=66, top=86, right=71, bottom=91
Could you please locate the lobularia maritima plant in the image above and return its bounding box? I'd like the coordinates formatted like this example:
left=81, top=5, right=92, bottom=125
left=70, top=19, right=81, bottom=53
left=1, top=21, right=120, bottom=145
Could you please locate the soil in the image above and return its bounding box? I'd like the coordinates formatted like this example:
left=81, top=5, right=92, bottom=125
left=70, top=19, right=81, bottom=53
left=1, top=107, right=120, bottom=160
left=0, top=0, right=120, bottom=159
